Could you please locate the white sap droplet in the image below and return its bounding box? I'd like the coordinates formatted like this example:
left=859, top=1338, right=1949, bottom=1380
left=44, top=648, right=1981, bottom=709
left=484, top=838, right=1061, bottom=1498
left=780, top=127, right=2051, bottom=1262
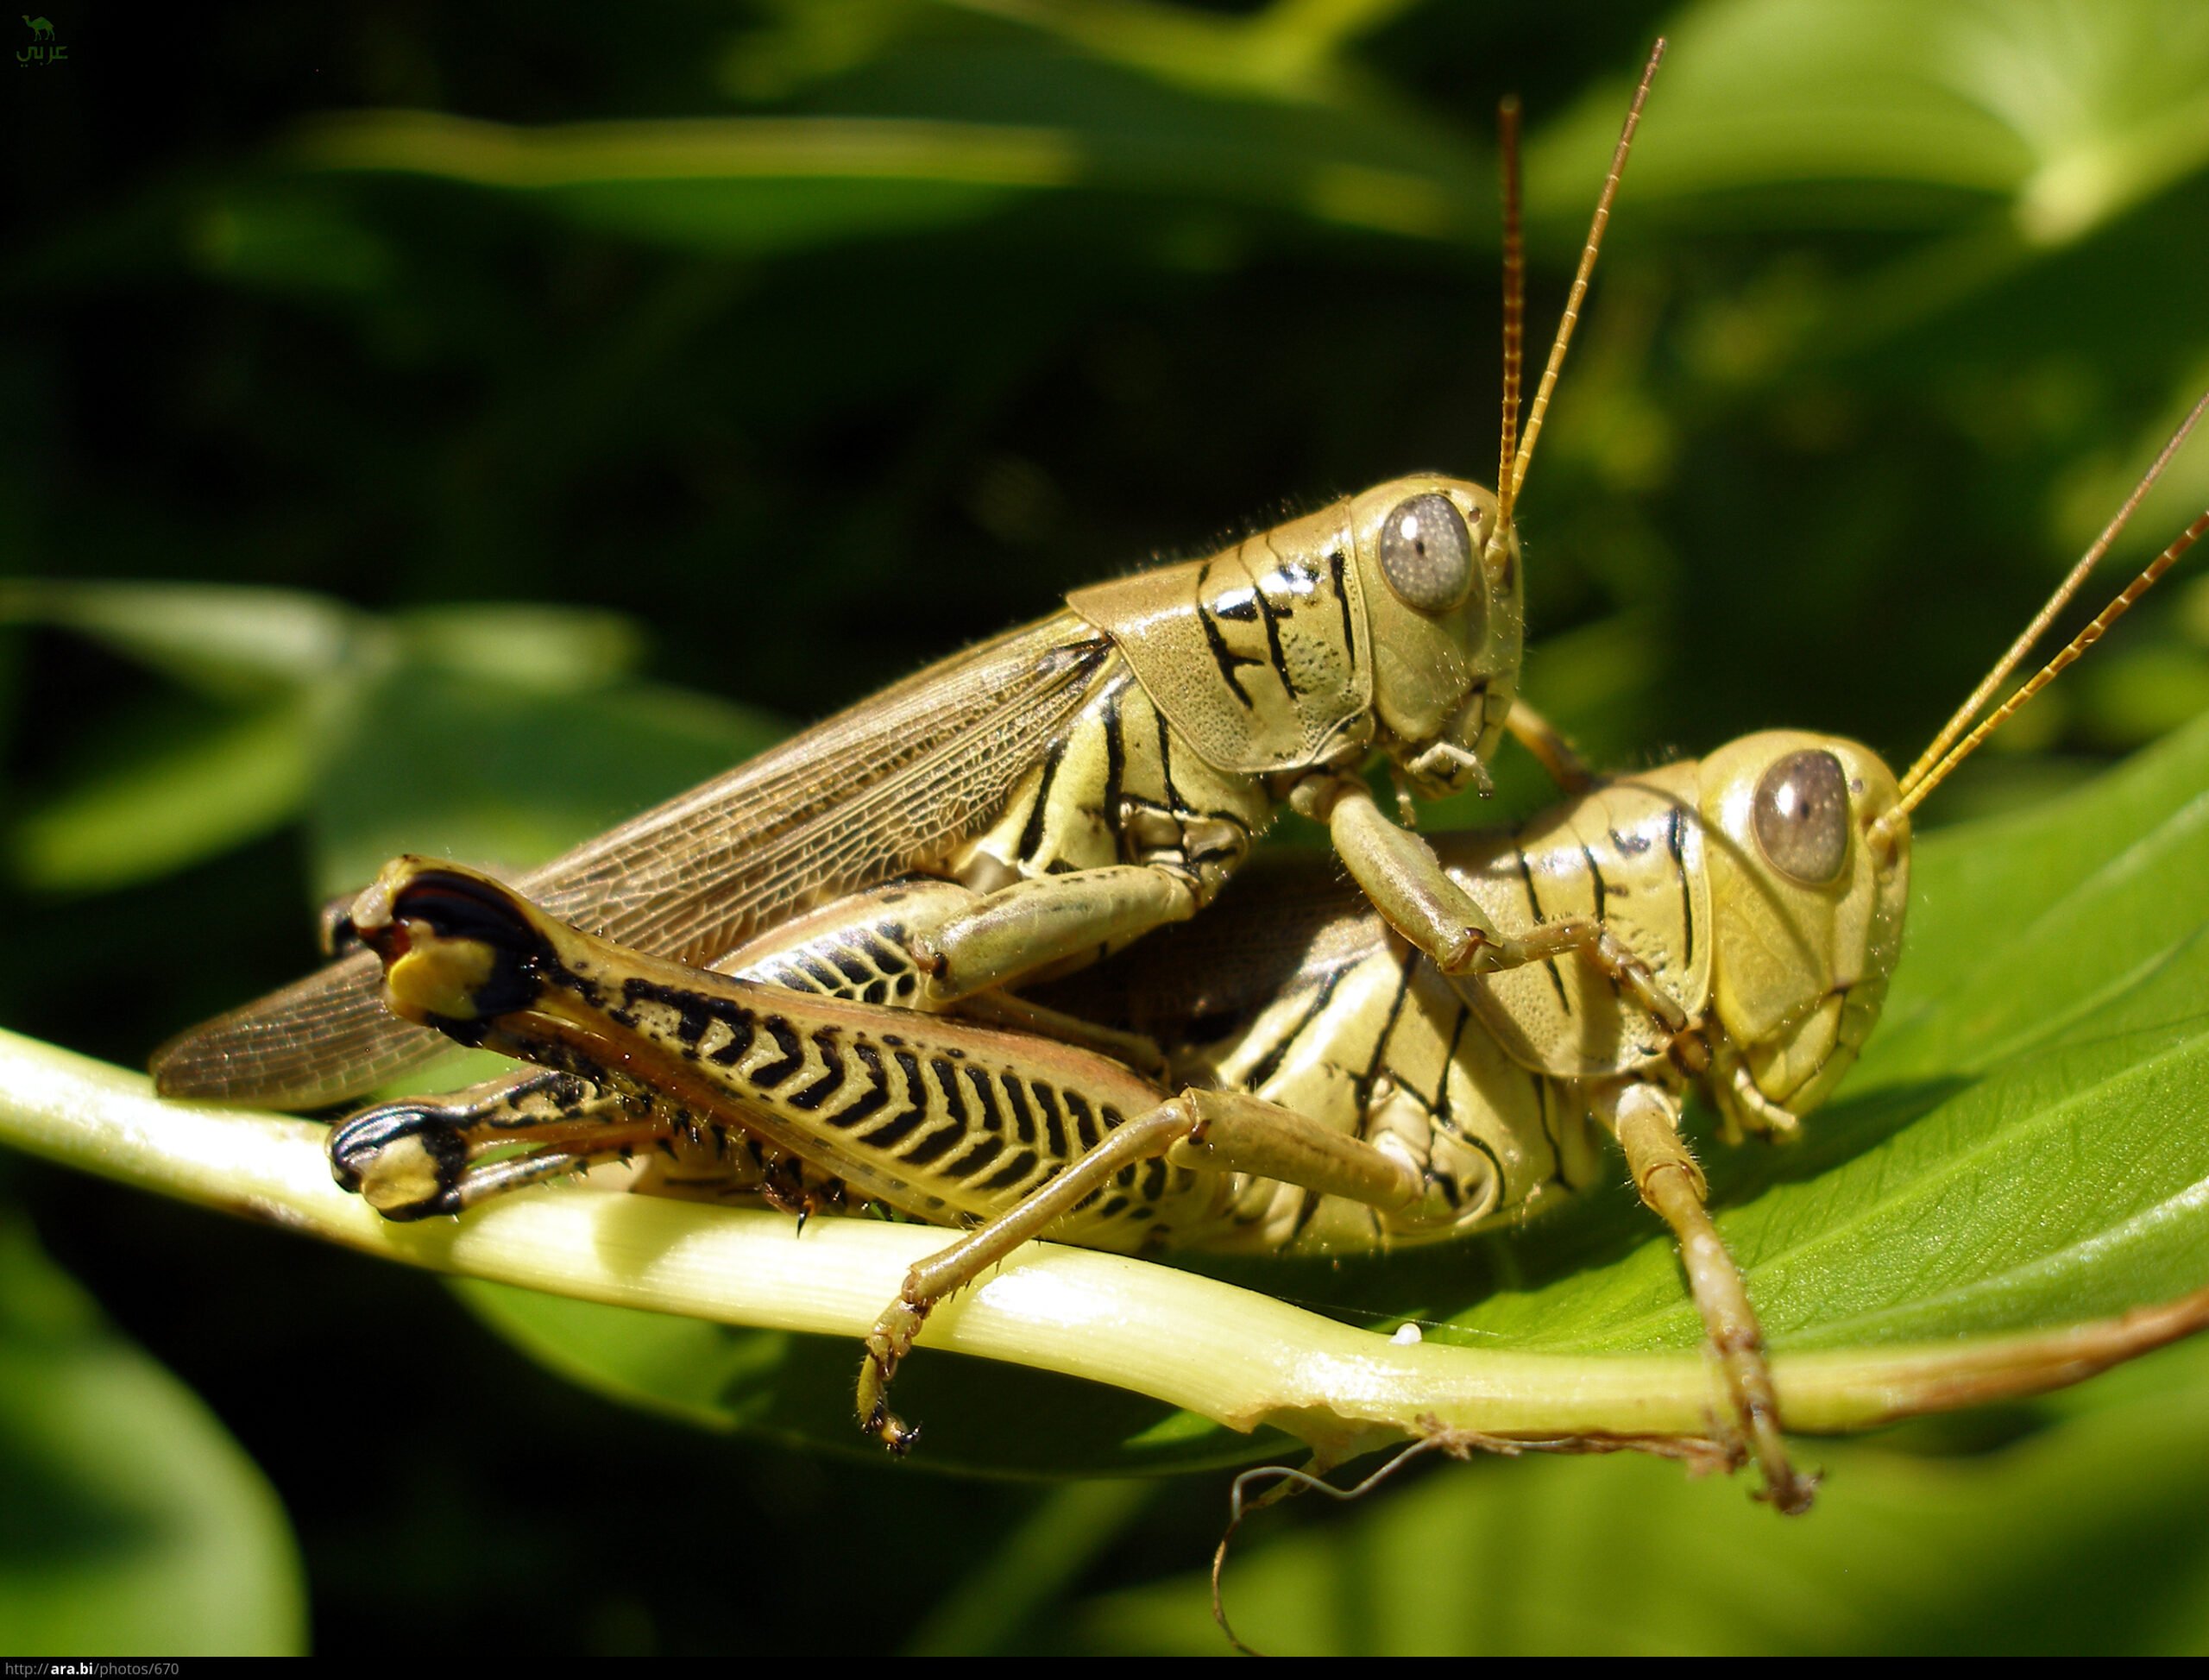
left=1389, top=1322, right=1423, bottom=1346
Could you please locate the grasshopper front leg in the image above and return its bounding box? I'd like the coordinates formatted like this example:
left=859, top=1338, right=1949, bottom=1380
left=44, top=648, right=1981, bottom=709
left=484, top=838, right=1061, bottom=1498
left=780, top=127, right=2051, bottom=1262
left=909, top=865, right=1201, bottom=1004
left=1600, top=1079, right=1813, bottom=1514
left=1298, top=775, right=1690, bottom=1035
left=859, top=1085, right=1443, bottom=1450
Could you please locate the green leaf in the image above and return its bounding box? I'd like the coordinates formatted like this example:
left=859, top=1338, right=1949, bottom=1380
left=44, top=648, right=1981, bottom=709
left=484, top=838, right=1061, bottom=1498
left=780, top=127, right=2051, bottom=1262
left=394, top=603, right=645, bottom=693
left=0, top=1215, right=305, bottom=1655
left=288, top=40, right=1495, bottom=255
left=1527, top=0, right=2209, bottom=243
left=8, top=697, right=319, bottom=893
left=0, top=580, right=362, bottom=702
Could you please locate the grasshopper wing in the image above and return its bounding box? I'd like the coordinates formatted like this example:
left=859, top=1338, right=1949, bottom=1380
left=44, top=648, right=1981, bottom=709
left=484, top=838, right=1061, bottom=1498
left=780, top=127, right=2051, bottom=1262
left=153, top=614, right=1114, bottom=1108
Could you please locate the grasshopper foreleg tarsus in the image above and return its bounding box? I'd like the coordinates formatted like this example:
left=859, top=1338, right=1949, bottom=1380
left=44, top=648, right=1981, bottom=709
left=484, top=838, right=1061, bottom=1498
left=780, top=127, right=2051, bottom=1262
left=856, top=1086, right=1439, bottom=1451
left=1603, top=1082, right=1815, bottom=1515
left=908, top=864, right=1202, bottom=1004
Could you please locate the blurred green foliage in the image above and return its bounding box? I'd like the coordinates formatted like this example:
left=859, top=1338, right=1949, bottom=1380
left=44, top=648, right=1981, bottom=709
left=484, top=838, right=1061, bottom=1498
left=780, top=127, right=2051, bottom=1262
left=3, top=0, right=2209, bottom=1656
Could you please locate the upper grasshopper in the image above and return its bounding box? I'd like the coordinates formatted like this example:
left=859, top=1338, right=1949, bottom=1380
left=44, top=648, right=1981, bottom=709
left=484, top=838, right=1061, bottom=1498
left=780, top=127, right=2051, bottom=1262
left=150, top=47, right=1667, bottom=1111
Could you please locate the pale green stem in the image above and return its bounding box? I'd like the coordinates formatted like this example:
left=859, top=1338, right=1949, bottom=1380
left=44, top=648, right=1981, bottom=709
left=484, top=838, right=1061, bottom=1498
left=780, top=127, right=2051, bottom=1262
left=1, top=1027, right=2200, bottom=1461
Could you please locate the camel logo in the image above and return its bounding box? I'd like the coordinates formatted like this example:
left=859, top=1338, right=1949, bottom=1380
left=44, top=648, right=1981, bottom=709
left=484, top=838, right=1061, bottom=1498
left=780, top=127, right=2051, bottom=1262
left=17, top=13, right=66, bottom=65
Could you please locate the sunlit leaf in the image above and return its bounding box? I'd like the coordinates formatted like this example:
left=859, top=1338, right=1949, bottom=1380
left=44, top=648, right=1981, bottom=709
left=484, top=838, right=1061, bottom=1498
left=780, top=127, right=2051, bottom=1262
left=9, top=699, right=319, bottom=892
left=0, top=581, right=362, bottom=702
left=1527, top=0, right=2209, bottom=243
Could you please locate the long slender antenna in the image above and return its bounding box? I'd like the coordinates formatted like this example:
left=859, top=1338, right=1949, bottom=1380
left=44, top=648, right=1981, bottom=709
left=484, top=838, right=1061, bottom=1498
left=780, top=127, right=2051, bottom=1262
left=1878, top=389, right=2209, bottom=834
left=1507, top=36, right=1665, bottom=508
left=1900, top=387, right=2209, bottom=794
left=1493, top=94, right=1526, bottom=548
left=1885, top=508, right=2209, bottom=828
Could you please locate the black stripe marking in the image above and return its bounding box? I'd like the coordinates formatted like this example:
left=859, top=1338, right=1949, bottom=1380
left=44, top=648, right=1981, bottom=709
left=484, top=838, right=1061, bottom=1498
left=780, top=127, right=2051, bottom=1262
left=859, top=1104, right=928, bottom=1154
left=1257, top=536, right=1300, bottom=695
left=964, top=1066, right=1004, bottom=1134
left=1465, top=1130, right=1510, bottom=1211
left=942, top=1136, right=1005, bottom=1180
left=1211, top=584, right=1260, bottom=622
left=794, top=955, right=845, bottom=995
left=928, top=1058, right=967, bottom=1124
left=1243, top=962, right=1351, bottom=1092
left=903, top=1121, right=967, bottom=1169
left=1033, top=1083, right=1068, bottom=1159
left=1429, top=1004, right=1470, bottom=1142
left=1668, top=809, right=1695, bottom=966
left=1000, top=1073, right=1036, bottom=1145
left=1611, top=826, right=1652, bottom=856
left=858, top=1052, right=931, bottom=1149
left=1065, top=1092, right=1101, bottom=1153
left=1140, top=1157, right=1167, bottom=1204
left=827, top=1041, right=892, bottom=1130
left=749, top=1016, right=807, bottom=1088
left=981, top=1149, right=1040, bottom=1194
left=1351, top=947, right=1421, bottom=1113
left=785, top=1031, right=846, bottom=1111
left=671, top=996, right=711, bottom=1047
left=1328, top=548, right=1356, bottom=671
left=1514, top=846, right=1572, bottom=1013
left=1018, top=739, right=1067, bottom=863
left=1532, top=1071, right=1570, bottom=1191
left=1197, top=602, right=1261, bottom=710
left=708, top=1006, right=757, bottom=1067
left=1100, top=682, right=1127, bottom=831
left=1153, top=705, right=1184, bottom=813
left=1581, top=840, right=1608, bottom=924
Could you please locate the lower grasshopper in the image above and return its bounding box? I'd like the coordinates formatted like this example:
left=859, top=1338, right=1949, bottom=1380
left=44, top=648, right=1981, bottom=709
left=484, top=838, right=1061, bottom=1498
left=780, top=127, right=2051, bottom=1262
left=323, top=392, right=2209, bottom=1506
left=148, top=49, right=1666, bottom=1116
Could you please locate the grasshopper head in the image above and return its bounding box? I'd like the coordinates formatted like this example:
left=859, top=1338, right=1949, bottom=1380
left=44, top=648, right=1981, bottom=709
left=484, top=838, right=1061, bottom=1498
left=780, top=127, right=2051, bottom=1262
left=1697, top=731, right=1909, bottom=1133
left=1347, top=475, right=1525, bottom=797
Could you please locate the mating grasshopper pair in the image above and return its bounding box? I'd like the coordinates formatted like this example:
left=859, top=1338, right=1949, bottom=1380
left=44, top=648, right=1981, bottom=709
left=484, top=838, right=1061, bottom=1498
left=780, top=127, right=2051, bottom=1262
left=148, top=39, right=2209, bottom=1510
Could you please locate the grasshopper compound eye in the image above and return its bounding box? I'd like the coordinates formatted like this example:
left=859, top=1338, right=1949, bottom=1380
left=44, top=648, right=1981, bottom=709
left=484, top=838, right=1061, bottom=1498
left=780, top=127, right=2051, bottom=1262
left=1377, top=493, right=1478, bottom=615
left=1753, top=749, right=1851, bottom=887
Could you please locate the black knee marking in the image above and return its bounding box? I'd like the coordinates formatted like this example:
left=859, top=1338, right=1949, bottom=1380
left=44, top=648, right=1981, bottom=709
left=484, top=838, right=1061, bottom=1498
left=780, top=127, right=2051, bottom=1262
left=328, top=1104, right=470, bottom=1220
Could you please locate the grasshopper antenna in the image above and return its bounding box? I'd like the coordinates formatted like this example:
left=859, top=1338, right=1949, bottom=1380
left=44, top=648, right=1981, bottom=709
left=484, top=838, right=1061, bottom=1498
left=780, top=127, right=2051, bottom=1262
left=1901, top=387, right=2209, bottom=793
left=1503, top=37, right=1665, bottom=522
left=1879, top=388, right=2209, bottom=840
left=1492, top=91, right=1526, bottom=561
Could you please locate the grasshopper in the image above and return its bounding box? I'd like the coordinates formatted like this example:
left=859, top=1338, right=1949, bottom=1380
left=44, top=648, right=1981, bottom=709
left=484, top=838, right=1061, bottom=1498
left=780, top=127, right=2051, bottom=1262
left=322, top=390, right=2209, bottom=1507
left=148, top=49, right=1668, bottom=1115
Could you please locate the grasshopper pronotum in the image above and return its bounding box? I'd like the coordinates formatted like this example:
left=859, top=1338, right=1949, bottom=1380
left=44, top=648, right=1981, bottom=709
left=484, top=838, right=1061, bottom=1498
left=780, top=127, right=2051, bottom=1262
left=322, top=391, right=2209, bottom=1501
left=148, top=50, right=1668, bottom=1115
